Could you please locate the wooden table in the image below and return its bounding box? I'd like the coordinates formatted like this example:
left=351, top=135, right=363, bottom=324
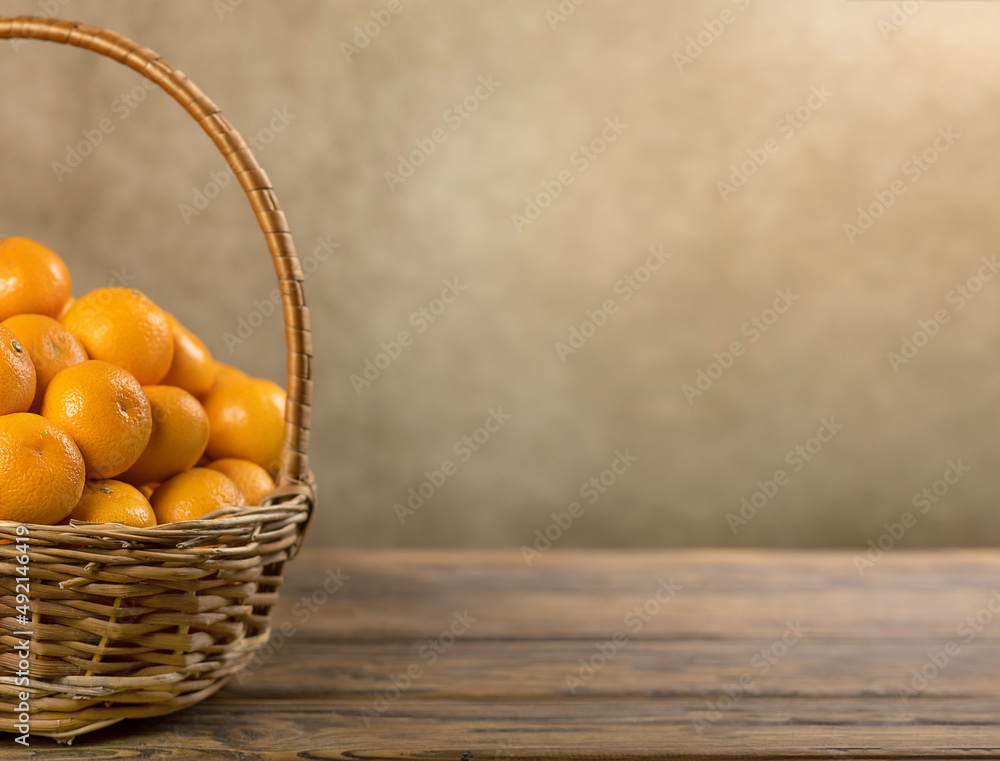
left=6, top=549, right=1000, bottom=758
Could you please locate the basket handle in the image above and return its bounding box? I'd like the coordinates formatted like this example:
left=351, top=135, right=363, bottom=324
left=0, top=16, right=315, bottom=506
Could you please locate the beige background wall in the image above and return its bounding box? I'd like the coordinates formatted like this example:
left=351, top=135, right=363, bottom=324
left=3, top=0, right=1000, bottom=549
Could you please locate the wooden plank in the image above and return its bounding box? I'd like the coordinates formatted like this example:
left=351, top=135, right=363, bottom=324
left=227, top=639, right=1000, bottom=699
left=5, top=550, right=1000, bottom=759
left=29, top=697, right=1000, bottom=759
left=272, top=549, right=1000, bottom=640
left=281, top=549, right=1000, bottom=594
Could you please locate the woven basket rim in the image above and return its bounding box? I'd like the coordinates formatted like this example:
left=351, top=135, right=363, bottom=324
left=0, top=498, right=311, bottom=555
left=0, top=498, right=310, bottom=531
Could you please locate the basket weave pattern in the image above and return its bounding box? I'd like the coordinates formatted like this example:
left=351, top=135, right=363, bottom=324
left=0, top=16, right=315, bottom=741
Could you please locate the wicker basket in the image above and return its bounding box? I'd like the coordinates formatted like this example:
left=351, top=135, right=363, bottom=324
left=0, top=16, right=315, bottom=742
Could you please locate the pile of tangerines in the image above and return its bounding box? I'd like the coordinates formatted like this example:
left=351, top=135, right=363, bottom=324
left=0, top=236, right=286, bottom=529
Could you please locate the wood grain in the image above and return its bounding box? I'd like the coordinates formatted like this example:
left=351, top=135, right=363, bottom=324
left=4, top=549, right=1000, bottom=759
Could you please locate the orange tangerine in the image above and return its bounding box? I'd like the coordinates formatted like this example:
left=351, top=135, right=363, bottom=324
left=160, top=313, right=215, bottom=398
left=150, top=468, right=246, bottom=524
left=206, top=362, right=247, bottom=396
left=61, top=288, right=174, bottom=385
left=203, top=377, right=285, bottom=473
left=58, top=296, right=74, bottom=320
left=2, top=314, right=88, bottom=413
left=41, top=360, right=152, bottom=479
left=62, top=480, right=156, bottom=528
left=206, top=458, right=275, bottom=506
left=119, top=385, right=210, bottom=486
left=0, top=413, right=85, bottom=524
left=0, top=237, right=72, bottom=322
left=0, top=324, right=35, bottom=416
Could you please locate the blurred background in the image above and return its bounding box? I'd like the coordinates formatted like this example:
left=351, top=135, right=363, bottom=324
left=3, top=0, right=1000, bottom=549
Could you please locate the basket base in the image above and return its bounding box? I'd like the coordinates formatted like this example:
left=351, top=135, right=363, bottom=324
left=1, top=675, right=234, bottom=743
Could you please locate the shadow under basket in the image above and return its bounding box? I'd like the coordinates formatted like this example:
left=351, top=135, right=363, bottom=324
left=0, top=16, right=316, bottom=743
